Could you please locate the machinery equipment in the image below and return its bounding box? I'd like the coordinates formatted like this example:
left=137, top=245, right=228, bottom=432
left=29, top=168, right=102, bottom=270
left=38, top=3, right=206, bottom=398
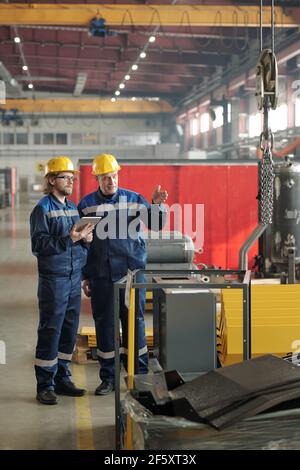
left=152, top=278, right=217, bottom=374
left=145, top=231, right=195, bottom=270
left=259, top=158, right=300, bottom=282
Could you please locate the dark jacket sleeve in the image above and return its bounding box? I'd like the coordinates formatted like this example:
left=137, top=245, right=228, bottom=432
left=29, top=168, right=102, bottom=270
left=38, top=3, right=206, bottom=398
left=30, top=205, right=73, bottom=256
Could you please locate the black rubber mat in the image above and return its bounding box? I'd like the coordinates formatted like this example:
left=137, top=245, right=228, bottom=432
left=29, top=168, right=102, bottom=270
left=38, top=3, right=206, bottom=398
left=171, top=355, right=300, bottom=417
left=209, top=386, right=300, bottom=429
left=198, top=380, right=300, bottom=421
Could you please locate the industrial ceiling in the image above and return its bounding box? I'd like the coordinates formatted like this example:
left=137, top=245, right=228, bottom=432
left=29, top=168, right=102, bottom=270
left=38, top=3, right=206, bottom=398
left=0, top=1, right=299, bottom=107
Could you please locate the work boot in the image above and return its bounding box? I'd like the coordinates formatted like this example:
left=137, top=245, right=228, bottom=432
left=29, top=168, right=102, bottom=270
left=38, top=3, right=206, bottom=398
left=95, top=381, right=115, bottom=396
left=36, top=389, right=58, bottom=405
left=55, top=380, right=86, bottom=397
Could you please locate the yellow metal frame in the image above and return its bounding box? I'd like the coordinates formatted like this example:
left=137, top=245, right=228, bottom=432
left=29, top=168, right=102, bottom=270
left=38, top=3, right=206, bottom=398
left=0, top=4, right=298, bottom=27
left=125, top=287, right=135, bottom=450
left=3, top=99, right=174, bottom=114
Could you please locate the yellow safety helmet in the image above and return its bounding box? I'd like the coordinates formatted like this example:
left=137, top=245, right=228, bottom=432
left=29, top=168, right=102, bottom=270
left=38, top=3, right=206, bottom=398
left=92, top=153, right=121, bottom=176
left=45, top=156, right=79, bottom=176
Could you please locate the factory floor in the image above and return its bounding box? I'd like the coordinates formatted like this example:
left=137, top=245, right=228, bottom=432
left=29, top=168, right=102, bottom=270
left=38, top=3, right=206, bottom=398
left=0, top=204, right=117, bottom=450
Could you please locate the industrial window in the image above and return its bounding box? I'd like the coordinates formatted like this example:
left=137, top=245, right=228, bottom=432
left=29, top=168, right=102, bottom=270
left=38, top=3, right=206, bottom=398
left=82, top=133, right=98, bottom=145
left=3, top=133, right=14, bottom=145
left=16, top=133, right=28, bottom=145
left=295, top=97, right=300, bottom=127
left=249, top=113, right=261, bottom=138
left=269, top=104, right=288, bottom=132
left=200, top=113, right=210, bottom=133
left=71, top=133, right=82, bottom=145
left=43, top=133, right=54, bottom=145
left=56, top=133, right=67, bottom=145
left=190, top=118, right=198, bottom=136
left=34, top=133, right=41, bottom=145
left=213, top=106, right=224, bottom=129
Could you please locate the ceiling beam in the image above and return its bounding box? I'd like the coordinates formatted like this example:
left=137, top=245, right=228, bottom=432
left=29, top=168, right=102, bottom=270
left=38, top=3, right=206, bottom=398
left=8, top=61, right=209, bottom=77
left=0, top=38, right=249, bottom=56
left=0, top=45, right=225, bottom=66
left=0, top=4, right=298, bottom=28
left=3, top=98, right=174, bottom=114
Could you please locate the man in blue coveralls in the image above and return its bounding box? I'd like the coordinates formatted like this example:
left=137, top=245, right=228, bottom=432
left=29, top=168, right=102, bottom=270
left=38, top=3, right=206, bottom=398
left=30, top=156, right=94, bottom=405
left=78, top=154, right=168, bottom=395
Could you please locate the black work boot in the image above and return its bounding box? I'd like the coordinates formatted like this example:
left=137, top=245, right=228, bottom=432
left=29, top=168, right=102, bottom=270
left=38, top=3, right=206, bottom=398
left=55, top=380, right=86, bottom=397
left=36, top=389, right=58, bottom=405
left=95, top=381, right=115, bottom=396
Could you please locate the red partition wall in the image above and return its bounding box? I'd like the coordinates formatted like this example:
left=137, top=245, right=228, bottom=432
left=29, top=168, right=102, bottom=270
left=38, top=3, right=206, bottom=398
left=77, top=163, right=258, bottom=269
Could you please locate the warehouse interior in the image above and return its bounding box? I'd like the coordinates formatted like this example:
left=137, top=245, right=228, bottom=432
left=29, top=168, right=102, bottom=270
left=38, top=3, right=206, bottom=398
left=1, top=0, right=300, bottom=451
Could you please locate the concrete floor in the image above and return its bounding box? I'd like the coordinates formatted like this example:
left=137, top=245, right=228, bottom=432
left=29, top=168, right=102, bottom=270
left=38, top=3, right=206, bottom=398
left=0, top=204, right=116, bottom=450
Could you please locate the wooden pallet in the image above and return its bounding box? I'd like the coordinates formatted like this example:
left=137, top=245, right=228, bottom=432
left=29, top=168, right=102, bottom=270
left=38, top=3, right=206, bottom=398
left=73, top=333, right=97, bottom=364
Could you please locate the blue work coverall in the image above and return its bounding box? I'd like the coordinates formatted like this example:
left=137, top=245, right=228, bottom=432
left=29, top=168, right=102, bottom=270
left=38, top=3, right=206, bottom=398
left=78, top=188, right=166, bottom=383
left=30, top=194, right=88, bottom=391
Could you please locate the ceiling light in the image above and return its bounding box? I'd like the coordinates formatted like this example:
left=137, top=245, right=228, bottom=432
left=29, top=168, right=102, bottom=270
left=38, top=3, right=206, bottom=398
left=111, top=97, right=116, bottom=102
left=131, top=97, right=136, bottom=102
left=14, top=37, right=21, bottom=44
left=22, top=65, right=28, bottom=71
left=115, top=90, right=120, bottom=96
left=10, top=78, right=17, bottom=86
left=149, top=36, right=156, bottom=43
left=28, top=83, right=34, bottom=89
left=119, top=83, right=125, bottom=89
left=125, top=75, right=130, bottom=81
left=131, top=64, right=138, bottom=71
left=140, top=52, right=146, bottom=59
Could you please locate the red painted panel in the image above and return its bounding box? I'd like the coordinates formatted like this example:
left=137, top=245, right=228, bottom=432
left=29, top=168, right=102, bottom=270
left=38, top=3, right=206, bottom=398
left=69, top=176, right=80, bottom=205
left=178, top=166, right=228, bottom=268
left=227, top=166, right=258, bottom=269
left=80, top=165, right=98, bottom=197
left=78, top=163, right=259, bottom=269
left=118, top=165, right=178, bottom=207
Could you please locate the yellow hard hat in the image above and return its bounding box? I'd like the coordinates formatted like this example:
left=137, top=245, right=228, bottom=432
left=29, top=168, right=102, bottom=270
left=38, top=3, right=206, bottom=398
left=45, top=156, right=79, bottom=176
left=92, top=153, right=121, bottom=176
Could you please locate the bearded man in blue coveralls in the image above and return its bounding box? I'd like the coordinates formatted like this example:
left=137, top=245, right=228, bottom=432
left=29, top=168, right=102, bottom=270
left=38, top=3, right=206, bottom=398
left=78, top=154, right=168, bottom=395
left=30, top=156, right=94, bottom=405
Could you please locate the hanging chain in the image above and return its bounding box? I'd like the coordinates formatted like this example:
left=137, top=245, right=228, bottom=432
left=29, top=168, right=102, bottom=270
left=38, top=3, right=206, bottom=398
left=260, top=147, right=275, bottom=225
left=257, top=0, right=277, bottom=226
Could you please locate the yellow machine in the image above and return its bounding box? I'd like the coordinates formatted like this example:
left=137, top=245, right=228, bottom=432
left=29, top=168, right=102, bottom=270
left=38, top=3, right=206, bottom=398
left=222, top=283, right=300, bottom=364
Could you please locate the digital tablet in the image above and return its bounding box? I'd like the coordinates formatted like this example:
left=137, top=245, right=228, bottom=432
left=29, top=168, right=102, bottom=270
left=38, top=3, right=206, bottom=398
left=76, top=216, right=102, bottom=230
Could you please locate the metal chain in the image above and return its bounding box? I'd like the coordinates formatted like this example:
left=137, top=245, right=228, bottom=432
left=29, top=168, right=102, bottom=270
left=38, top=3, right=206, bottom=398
left=260, top=147, right=274, bottom=225
left=258, top=0, right=276, bottom=225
